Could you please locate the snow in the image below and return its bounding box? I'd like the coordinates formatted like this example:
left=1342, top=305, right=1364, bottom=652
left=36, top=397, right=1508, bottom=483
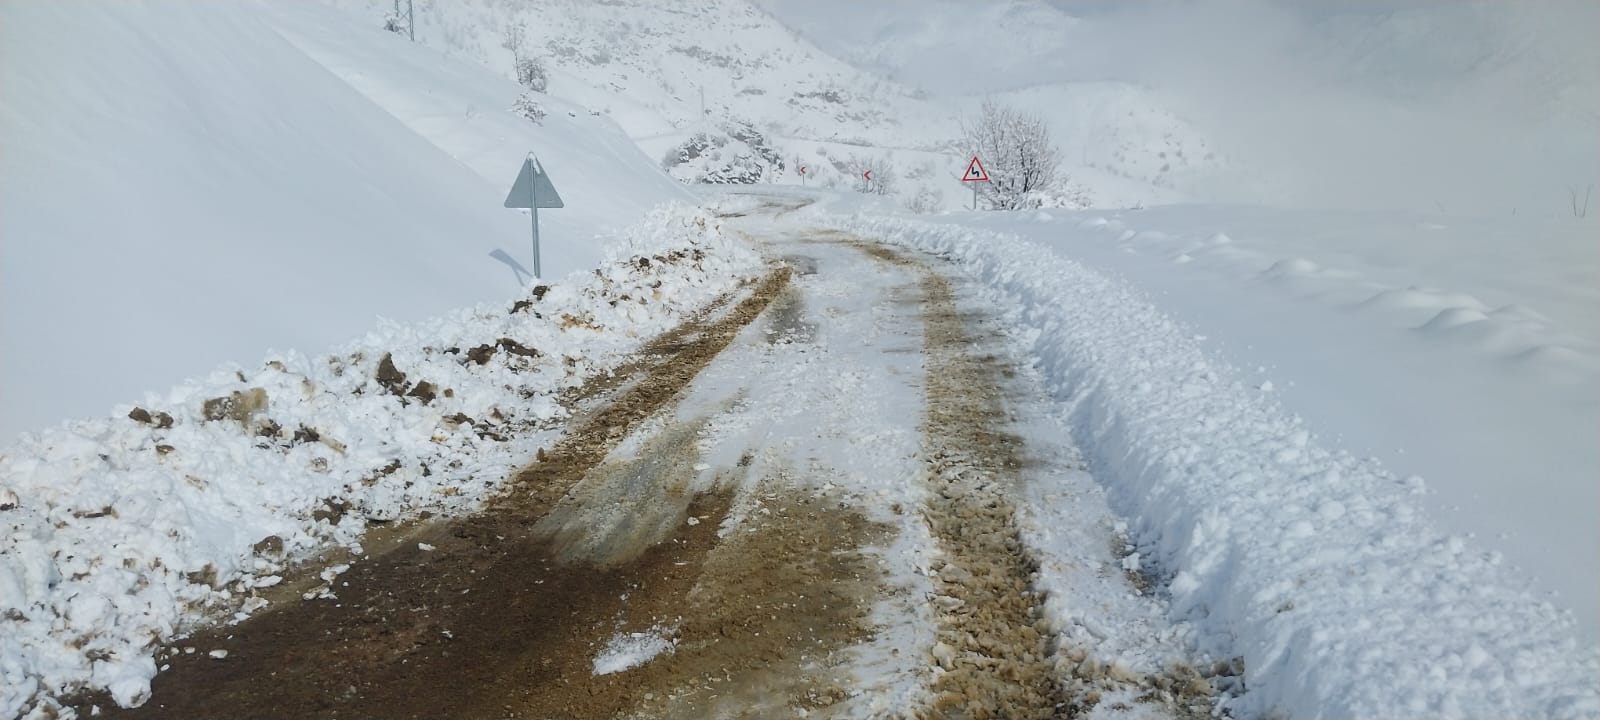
left=0, top=205, right=764, bottom=716
left=6, top=0, right=1598, bottom=716
left=815, top=208, right=1600, bottom=719
left=0, top=0, right=687, bottom=441
left=672, top=209, right=940, bottom=711
left=307, top=0, right=1597, bottom=217
left=936, top=204, right=1600, bottom=642
left=592, top=628, right=676, bottom=676
left=762, top=1, right=1600, bottom=214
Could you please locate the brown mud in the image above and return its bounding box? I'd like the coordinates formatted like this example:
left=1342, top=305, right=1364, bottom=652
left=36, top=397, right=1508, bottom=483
left=77, top=225, right=1200, bottom=720
left=843, top=240, right=1065, bottom=719
left=83, top=268, right=874, bottom=720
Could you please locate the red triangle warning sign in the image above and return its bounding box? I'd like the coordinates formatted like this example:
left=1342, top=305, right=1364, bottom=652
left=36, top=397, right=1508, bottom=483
left=962, top=156, right=990, bottom=182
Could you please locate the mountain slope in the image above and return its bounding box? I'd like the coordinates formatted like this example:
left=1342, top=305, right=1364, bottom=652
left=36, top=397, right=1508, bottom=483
left=322, top=0, right=945, bottom=146
left=0, top=1, right=685, bottom=440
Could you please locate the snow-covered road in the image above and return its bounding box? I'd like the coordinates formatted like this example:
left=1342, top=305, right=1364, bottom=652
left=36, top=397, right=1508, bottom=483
left=11, top=199, right=1595, bottom=719
left=66, top=199, right=1199, bottom=719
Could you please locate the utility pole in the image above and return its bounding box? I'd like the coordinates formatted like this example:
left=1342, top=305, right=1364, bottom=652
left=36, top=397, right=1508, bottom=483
left=393, top=0, right=415, bottom=41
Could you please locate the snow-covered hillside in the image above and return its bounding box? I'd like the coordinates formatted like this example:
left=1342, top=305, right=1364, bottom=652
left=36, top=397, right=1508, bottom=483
left=0, top=1, right=686, bottom=440
left=320, top=0, right=950, bottom=151
left=304, top=0, right=1256, bottom=211
left=760, top=0, right=1600, bottom=214
left=316, top=0, right=1129, bottom=211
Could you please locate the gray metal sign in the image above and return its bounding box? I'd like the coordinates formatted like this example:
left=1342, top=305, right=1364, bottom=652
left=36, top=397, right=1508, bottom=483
left=503, top=154, right=564, bottom=278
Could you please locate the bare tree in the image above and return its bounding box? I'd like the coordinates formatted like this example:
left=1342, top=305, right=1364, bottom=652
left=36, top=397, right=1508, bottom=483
left=501, top=22, right=526, bottom=59
left=961, top=99, right=1061, bottom=210
left=501, top=22, right=548, bottom=92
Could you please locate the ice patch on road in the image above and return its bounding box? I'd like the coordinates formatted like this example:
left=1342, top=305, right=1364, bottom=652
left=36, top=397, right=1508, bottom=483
left=592, top=628, right=676, bottom=676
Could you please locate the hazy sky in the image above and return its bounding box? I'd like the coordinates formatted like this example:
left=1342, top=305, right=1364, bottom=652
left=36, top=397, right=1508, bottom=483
left=755, top=0, right=1599, bottom=213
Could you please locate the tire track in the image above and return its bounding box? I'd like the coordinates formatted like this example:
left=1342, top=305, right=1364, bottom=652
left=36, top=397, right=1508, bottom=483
left=917, top=270, right=1062, bottom=719
left=844, top=238, right=1063, bottom=719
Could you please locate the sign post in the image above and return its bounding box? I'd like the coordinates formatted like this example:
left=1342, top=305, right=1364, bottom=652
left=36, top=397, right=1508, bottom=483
left=961, top=155, right=989, bottom=210
left=503, top=154, right=564, bottom=279
left=862, top=168, right=873, bottom=194
left=798, top=163, right=808, bottom=187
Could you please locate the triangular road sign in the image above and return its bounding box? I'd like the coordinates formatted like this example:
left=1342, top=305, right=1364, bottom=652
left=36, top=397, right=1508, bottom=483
left=962, top=155, right=990, bottom=182
left=504, top=155, right=564, bottom=209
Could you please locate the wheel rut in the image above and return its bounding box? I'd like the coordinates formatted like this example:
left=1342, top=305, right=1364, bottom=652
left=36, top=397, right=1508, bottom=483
left=844, top=237, right=1064, bottom=719
left=917, top=270, right=1061, bottom=719
left=80, top=225, right=1079, bottom=720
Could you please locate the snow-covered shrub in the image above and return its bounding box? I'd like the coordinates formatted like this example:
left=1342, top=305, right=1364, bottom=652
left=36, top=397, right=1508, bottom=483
left=512, top=92, right=546, bottom=125
left=839, top=153, right=894, bottom=195
left=1030, top=183, right=1093, bottom=210
left=905, top=186, right=943, bottom=214
left=516, top=57, right=549, bottom=93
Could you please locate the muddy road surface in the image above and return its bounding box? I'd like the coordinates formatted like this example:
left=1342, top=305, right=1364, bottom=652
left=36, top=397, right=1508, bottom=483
left=84, top=205, right=1192, bottom=719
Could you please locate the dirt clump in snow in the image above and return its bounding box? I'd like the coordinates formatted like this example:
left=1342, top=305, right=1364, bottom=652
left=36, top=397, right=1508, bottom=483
left=374, top=352, right=407, bottom=394
left=199, top=387, right=267, bottom=425
left=127, top=406, right=174, bottom=428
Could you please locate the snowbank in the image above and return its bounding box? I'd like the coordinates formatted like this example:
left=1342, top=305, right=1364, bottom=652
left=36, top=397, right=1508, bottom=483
left=943, top=205, right=1600, bottom=642
left=0, top=205, right=763, bottom=717
left=818, top=212, right=1600, bottom=719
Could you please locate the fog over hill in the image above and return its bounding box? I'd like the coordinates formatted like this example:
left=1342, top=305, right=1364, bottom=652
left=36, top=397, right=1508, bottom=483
left=758, top=0, right=1600, bottom=213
